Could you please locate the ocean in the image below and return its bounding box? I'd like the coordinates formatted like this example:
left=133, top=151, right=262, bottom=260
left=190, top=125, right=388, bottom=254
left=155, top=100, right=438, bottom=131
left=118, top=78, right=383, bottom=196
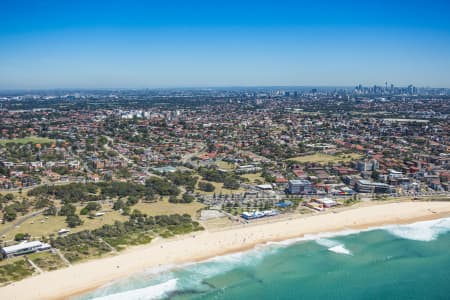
left=75, top=217, right=450, bottom=300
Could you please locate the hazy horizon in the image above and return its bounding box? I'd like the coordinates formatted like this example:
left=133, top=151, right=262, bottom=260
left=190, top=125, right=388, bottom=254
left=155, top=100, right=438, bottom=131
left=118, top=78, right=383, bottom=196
left=1, top=0, right=450, bottom=89
left=0, top=83, right=447, bottom=93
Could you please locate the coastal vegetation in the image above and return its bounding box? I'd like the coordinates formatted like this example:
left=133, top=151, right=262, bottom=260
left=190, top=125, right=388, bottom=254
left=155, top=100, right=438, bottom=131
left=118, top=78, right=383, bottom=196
left=51, top=213, right=203, bottom=262
left=27, top=251, right=67, bottom=271
left=0, top=258, right=34, bottom=285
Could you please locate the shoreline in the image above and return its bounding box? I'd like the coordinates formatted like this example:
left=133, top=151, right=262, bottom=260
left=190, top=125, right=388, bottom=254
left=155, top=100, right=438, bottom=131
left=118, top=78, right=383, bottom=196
left=1, top=201, right=450, bottom=300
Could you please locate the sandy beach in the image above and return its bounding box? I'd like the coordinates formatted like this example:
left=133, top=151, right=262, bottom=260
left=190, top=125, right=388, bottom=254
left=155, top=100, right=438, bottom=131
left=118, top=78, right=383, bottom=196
left=1, top=201, right=450, bottom=300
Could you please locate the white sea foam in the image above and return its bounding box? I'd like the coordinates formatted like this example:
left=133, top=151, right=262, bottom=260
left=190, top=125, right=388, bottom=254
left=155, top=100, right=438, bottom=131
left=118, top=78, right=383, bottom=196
left=266, top=229, right=360, bottom=248
left=382, top=217, right=450, bottom=242
left=315, top=238, right=339, bottom=248
left=316, top=238, right=352, bottom=255
left=83, top=247, right=277, bottom=300
left=328, top=245, right=352, bottom=255
left=91, top=279, right=178, bottom=300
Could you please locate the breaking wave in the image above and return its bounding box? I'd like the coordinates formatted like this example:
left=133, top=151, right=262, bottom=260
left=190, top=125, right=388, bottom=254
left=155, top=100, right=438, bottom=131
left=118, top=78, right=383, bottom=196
left=316, top=238, right=352, bottom=255
left=328, top=245, right=352, bottom=255
left=91, top=279, right=178, bottom=300
left=382, top=217, right=450, bottom=242
left=79, top=218, right=450, bottom=299
left=83, top=246, right=278, bottom=300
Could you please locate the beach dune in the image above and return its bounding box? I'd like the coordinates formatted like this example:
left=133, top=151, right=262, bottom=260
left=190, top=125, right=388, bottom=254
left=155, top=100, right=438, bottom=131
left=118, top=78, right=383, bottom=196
left=1, top=201, right=450, bottom=300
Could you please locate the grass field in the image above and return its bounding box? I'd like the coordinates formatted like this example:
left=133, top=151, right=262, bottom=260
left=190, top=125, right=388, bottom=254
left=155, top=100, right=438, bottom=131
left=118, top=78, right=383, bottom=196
left=0, top=204, right=128, bottom=241
left=0, top=198, right=206, bottom=242
left=240, top=172, right=265, bottom=184
left=287, top=152, right=362, bottom=164
left=134, top=197, right=204, bottom=217
left=0, top=190, right=23, bottom=197
left=201, top=216, right=235, bottom=230
left=0, top=136, right=55, bottom=145
left=215, top=160, right=235, bottom=170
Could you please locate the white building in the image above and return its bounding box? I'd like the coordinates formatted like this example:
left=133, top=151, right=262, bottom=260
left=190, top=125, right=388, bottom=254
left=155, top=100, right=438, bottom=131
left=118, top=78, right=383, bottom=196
left=314, top=197, right=337, bottom=208
left=1, top=241, right=51, bottom=258
left=388, top=169, right=403, bottom=180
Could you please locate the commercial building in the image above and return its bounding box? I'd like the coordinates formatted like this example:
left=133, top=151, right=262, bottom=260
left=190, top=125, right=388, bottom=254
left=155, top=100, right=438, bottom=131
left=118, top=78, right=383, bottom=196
left=388, top=169, right=403, bottom=180
left=241, top=210, right=279, bottom=220
left=355, top=179, right=391, bottom=193
left=357, top=159, right=379, bottom=172
left=288, top=179, right=313, bottom=194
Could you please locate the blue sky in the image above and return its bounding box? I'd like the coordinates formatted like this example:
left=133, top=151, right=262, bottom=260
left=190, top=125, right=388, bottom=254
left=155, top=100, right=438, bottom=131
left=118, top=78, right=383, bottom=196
left=1, top=0, right=450, bottom=89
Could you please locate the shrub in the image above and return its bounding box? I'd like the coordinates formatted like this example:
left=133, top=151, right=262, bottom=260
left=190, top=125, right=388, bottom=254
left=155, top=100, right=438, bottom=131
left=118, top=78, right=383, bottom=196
left=66, top=215, right=83, bottom=228
left=198, top=181, right=215, bottom=192
left=14, top=233, right=29, bottom=241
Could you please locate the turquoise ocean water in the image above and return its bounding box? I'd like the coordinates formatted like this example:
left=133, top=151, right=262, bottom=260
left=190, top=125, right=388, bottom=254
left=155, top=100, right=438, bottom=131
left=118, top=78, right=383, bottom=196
left=76, top=217, right=450, bottom=300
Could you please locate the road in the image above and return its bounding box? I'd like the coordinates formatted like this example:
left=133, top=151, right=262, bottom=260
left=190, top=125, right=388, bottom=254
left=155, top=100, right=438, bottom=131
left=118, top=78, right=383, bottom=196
left=181, top=142, right=206, bottom=163
left=0, top=208, right=46, bottom=238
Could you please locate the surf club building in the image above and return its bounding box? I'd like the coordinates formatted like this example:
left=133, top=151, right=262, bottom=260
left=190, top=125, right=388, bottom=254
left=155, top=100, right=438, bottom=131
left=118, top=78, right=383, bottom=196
left=1, top=240, right=51, bottom=258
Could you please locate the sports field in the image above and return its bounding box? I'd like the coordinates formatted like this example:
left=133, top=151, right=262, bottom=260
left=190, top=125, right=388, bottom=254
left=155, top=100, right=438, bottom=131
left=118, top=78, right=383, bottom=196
left=0, top=137, right=55, bottom=145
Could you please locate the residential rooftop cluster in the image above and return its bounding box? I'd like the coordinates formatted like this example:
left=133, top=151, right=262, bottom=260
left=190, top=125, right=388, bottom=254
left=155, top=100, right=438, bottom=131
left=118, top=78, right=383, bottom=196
left=0, top=86, right=448, bottom=283
left=0, top=87, right=448, bottom=199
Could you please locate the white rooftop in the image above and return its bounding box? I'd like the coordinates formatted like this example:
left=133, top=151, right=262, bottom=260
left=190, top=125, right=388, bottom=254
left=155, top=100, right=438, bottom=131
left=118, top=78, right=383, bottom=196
left=317, top=198, right=337, bottom=204
left=1, top=241, right=46, bottom=255
left=289, top=179, right=311, bottom=185
left=256, top=184, right=273, bottom=190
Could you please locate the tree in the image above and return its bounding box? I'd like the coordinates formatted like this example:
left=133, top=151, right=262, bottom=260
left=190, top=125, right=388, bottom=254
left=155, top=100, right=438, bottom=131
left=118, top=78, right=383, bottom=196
left=15, top=233, right=30, bottom=241
left=167, top=171, right=198, bottom=191
left=168, top=195, right=177, bottom=203
left=182, top=193, right=195, bottom=203
left=4, top=193, right=14, bottom=201
left=35, top=197, right=50, bottom=209
left=131, top=209, right=144, bottom=218
left=223, top=177, right=239, bottom=190
left=122, top=206, right=130, bottom=216
left=66, top=215, right=83, bottom=228
left=198, top=181, right=215, bottom=192
left=43, top=205, right=58, bottom=216
left=97, top=135, right=108, bottom=147
left=3, top=205, right=17, bottom=221
left=113, top=199, right=125, bottom=210
left=85, top=202, right=101, bottom=211
left=59, top=203, right=76, bottom=216
left=126, top=195, right=139, bottom=206
left=145, top=177, right=180, bottom=196
left=52, top=166, right=70, bottom=175
left=261, top=169, right=276, bottom=183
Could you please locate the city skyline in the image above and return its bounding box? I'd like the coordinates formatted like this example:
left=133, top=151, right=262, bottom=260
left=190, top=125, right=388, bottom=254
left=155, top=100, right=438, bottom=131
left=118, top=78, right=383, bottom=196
left=1, top=0, right=450, bottom=89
